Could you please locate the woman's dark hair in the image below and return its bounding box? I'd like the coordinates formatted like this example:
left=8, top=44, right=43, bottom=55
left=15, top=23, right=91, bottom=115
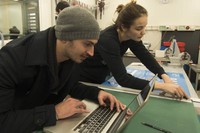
left=56, top=1, right=70, bottom=13
left=115, top=2, right=148, bottom=30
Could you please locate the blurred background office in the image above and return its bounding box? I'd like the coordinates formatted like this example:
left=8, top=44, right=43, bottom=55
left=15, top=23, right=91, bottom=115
left=1, top=0, right=200, bottom=89
left=0, top=0, right=200, bottom=61
left=9, top=26, right=20, bottom=39
left=0, top=0, right=39, bottom=37
left=1, top=0, right=200, bottom=54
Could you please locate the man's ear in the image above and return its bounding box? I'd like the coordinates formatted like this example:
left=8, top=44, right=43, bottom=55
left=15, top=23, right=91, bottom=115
left=60, top=39, right=70, bottom=43
left=57, top=39, right=68, bottom=45
left=60, top=40, right=66, bottom=43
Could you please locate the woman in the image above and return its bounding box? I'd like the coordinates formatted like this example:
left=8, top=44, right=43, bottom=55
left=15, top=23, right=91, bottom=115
left=80, top=2, right=188, bottom=99
left=55, top=1, right=70, bottom=20
left=56, top=1, right=70, bottom=14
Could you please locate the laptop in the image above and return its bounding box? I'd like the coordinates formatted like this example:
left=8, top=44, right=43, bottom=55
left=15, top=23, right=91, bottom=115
left=71, top=74, right=157, bottom=133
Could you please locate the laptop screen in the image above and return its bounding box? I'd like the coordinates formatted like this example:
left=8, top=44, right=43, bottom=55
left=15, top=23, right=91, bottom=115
left=129, top=75, right=156, bottom=113
left=108, top=74, right=157, bottom=133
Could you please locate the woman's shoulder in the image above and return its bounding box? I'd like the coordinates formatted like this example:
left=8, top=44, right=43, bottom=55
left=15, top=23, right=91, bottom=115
left=101, top=25, right=117, bottom=36
left=99, top=25, right=118, bottom=42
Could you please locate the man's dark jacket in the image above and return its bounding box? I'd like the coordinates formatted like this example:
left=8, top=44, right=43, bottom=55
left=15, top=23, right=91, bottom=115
left=0, top=27, right=100, bottom=133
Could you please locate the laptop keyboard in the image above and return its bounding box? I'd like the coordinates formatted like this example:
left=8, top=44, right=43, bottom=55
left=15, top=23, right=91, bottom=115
left=74, top=106, right=117, bottom=133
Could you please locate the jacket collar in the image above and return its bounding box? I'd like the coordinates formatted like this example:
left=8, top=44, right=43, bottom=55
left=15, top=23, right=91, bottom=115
left=25, top=27, right=57, bottom=66
left=25, top=27, right=60, bottom=90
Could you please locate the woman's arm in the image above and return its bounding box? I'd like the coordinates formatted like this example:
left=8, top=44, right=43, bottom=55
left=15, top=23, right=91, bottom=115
left=161, top=73, right=173, bottom=83
left=129, top=42, right=166, bottom=78
left=97, top=38, right=149, bottom=90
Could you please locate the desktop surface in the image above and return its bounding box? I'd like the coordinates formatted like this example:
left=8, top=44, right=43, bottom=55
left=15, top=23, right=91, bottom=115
left=44, top=89, right=200, bottom=133
left=44, top=64, right=200, bottom=133
left=103, top=68, right=190, bottom=96
left=107, top=90, right=200, bottom=133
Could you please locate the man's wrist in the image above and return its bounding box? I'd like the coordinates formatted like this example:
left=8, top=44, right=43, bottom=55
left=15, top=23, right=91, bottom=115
left=55, top=106, right=59, bottom=120
left=56, top=113, right=59, bottom=120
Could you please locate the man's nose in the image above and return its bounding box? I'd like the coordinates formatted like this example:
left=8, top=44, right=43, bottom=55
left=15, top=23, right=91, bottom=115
left=87, top=46, right=94, bottom=56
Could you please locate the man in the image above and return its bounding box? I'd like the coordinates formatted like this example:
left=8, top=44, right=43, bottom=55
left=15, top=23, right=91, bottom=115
left=0, top=7, right=124, bottom=133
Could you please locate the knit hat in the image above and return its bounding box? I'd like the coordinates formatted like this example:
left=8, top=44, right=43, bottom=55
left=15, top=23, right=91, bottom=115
left=55, top=6, right=100, bottom=40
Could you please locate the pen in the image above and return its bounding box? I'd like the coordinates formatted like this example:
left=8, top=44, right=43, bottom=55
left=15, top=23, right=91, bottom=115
left=141, top=122, right=172, bottom=133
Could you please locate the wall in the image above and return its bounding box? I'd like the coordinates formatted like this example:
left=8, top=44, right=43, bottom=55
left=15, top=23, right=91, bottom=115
left=98, top=0, right=200, bottom=28
left=138, top=0, right=200, bottom=26
left=97, top=0, right=200, bottom=51
left=38, top=0, right=200, bottom=62
left=39, top=0, right=53, bottom=31
left=38, top=0, right=96, bottom=30
left=0, top=3, right=22, bottom=34
left=0, top=0, right=96, bottom=35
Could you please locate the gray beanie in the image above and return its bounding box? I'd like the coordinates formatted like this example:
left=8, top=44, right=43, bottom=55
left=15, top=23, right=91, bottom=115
left=55, top=6, right=100, bottom=40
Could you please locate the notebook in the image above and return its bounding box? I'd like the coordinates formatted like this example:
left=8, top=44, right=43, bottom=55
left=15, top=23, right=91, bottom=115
left=71, top=74, right=157, bottom=133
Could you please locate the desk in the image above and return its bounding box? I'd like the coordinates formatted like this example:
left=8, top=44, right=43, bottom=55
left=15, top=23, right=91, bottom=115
left=155, top=56, right=170, bottom=62
left=123, top=54, right=170, bottom=67
left=109, top=90, right=200, bottom=133
left=44, top=88, right=200, bottom=133
left=103, top=63, right=197, bottom=98
left=188, top=64, right=200, bottom=91
left=102, top=63, right=200, bottom=114
left=44, top=64, right=200, bottom=133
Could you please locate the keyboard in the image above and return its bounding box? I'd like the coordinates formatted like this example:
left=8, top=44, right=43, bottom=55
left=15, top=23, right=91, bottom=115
left=73, top=106, right=117, bottom=133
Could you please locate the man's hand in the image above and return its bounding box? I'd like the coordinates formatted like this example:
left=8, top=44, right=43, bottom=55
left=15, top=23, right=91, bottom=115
left=98, top=90, right=125, bottom=112
left=55, top=98, right=89, bottom=120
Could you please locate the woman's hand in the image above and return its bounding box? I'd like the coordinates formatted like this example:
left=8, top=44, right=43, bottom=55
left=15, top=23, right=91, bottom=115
left=161, top=74, right=173, bottom=83
left=155, top=82, right=189, bottom=99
